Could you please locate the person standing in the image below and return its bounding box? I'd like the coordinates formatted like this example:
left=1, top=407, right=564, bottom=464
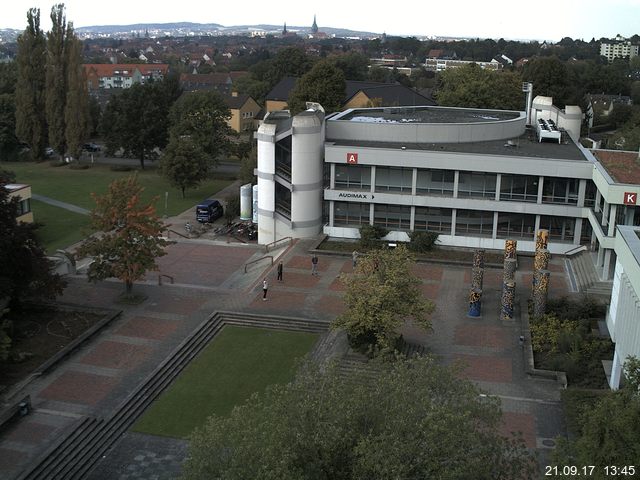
left=277, top=261, right=283, bottom=282
left=352, top=250, right=359, bottom=268
left=262, top=278, right=268, bottom=300
left=311, top=254, right=318, bottom=276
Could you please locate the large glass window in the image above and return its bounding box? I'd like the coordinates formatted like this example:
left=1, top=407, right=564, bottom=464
left=373, top=204, right=411, bottom=230
left=275, top=182, right=291, bottom=219
left=17, top=198, right=31, bottom=216
left=334, top=165, right=371, bottom=190
left=334, top=201, right=369, bottom=227
left=455, top=209, right=494, bottom=237
left=457, top=172, right=497, bottom=199
left=496, top=213, right=536, bottom=239
left=542, top=177, right=578, bottom=205
left=414, top=207, right=452, bottom=233
left=375, top=167, right=413, bottom=193
left=500, top=175, right=539, bottom=202
left=416, top=169, right=454, bottom=196
left=539, top=215, right=574, bottom=242
left=584, top=180, right=597, bottom=207
left=275, top=136, right=292, bottom=181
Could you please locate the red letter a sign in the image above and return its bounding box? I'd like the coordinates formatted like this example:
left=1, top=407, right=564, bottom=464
left=347, top=152, right=358, bottom=164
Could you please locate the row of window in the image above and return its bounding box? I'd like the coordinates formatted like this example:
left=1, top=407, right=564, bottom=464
left=333, top=202, right=577, bottom=241
left=334, top=165, right=583, bottom=205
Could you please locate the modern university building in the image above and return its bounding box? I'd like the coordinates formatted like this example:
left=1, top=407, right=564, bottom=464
left=254, top=97, right=640, bottom=389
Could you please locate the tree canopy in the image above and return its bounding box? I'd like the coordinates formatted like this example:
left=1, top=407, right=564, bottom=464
left=288, top=60, right=346, bottom=114
left=0, top=169, right=65, bottom=308
left=332, top=244, right=434, bottom=351
left=159, top=136, right=209, bottom=198
left=436, top=64, right=523, bottom=110
left=76, top=176, right=170, bottom=296
left=182, top=356, right=536, bottom=480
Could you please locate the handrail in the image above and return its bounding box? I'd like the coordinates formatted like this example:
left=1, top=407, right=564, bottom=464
left=244, top=255, right=273, bottom=273
left=158, top=274, right=174, bottom=285
left=564, top=244, right=587, bottom=257
left=264, top=236, right=292, bottom=253
left=166, top=228, right=189, bottom=239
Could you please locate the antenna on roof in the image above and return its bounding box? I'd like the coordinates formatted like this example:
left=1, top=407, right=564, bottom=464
left=522, top=82, right=533, bottom=126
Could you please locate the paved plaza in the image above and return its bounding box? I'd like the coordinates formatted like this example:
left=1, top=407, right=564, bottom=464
left=0, top=236, right=572, bottom=479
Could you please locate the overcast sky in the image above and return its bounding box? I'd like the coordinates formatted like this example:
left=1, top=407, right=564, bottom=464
left=3, top=0, right=639, bottom=41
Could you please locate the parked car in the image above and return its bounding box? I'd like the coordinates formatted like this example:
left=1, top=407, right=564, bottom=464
left=45, top=147, right=55, bottom=157
left=83, top=142, right=101, bottom=152
left=196, top=199, right=224, bottom=223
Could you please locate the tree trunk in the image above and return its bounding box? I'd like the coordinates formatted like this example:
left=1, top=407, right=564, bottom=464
left=181, top=186, right=185, bottom=199
left=124, top=280, right=133, bottom=297
left=139, top=151, right=145, bottom=170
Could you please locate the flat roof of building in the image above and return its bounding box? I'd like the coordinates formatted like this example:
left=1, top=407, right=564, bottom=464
left=592, top=150, right=640, bottom=184
left=329, top=129, right=586, bottom=161
left=336, top=106, right=521, bottom=124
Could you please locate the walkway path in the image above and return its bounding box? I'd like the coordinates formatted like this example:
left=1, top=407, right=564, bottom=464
left=0, top=237, right=572, bottom=479
left=31, top=194, right=90, bottom=215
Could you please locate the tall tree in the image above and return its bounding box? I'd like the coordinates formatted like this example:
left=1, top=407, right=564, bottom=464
left=436, top=64, right=523, bottom=110
left=288, top=60, right=346, bottom=114
left=76, top=176, right=170, bottom=297
left=183, top=357, right=536, bottom=480
left=0, top=63, right=18, bottom=159
left=159, top=136, right=209, bottom=198
left=0, top=169, right=66, bottom=308
left=64, top=32, right=90, bottom=159
left=523, top=56, right=573, bottom=107
left=15, top=8, right=47, bottom=161
left=168, top=90, right=232, bottom=166
left=332, top=245, right=434, bottom=351
left=46, top=4, right=69, bottom=158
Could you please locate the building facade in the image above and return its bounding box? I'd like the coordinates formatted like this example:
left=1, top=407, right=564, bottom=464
left=600, top=38, right=639, bottom=62
left=5, top=184, right=33, bottom=223
left=84, top=64, right=169, bottom=90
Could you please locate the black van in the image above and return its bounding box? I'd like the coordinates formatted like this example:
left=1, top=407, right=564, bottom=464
left=196, top=199, right=224, bottom=223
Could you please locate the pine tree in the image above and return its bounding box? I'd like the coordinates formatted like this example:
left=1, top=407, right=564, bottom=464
left=15, top=8, right=47, bottom=161
left=46, top=4, right=69, bottom=158
left=64, top=30, right=89, bottom=159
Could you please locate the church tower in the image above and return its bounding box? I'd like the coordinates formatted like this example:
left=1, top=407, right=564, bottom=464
left=283, top=22, right=287, bottom=35
left=311, top=15, right=318, bottom=34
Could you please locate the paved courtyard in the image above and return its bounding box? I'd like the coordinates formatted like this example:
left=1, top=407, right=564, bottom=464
left=0, top=236, right=573, bottom=479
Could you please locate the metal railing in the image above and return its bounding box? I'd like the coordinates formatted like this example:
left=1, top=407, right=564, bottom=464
left=564, top=244, right=587, bottom=257
left=263, top=236, right=293, bottom=252
left=165, top=228, right=189, bottom=239
left=244, top=255, right=273, bottom=273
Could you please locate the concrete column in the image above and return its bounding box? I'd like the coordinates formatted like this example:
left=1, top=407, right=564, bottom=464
left=370, top=166, right=376, bottom=193
left=453, top=171, right=460, bottom=198
left=495, top=174, right=501, bottom=201
left=500, top=280, right=516, bottom=321
left=533, top=270, right=550, bottom=317
left=577, top=179, right=586, bottom=207
left=595, top=190, right=602, bottom=213
left=410, top=206, right=415, bottom=231
left=329, top=201, right=334, bottom=227
left=625, top=206, right=635, bottom=225
left=537, top=176, right=544, bottom=204
left=603, top=249, right=612, bottom=281
left=597, top=244, right=605, bottom=268
left=534, top=215, right=541, bottom=234
left=330, top=163, right=336, bottom=189
left=451, top=209, right=457, bottom=236
left=609, top=350, right=622, bottom=390
left=411, top=168, right=417, bottom=196
left=574, top=218, right=583, bottom=245
left=468, top=288, right=482, bottom=317
left=608, top=204, right=618, bottom=237
left=601, top=200, right=610, bottom=227
left=492, top=211, right=499, bottom=239
left=369, top=203, right=374, bottom=225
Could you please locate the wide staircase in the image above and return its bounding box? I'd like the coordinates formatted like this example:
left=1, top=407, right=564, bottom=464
left=566, top=251, right=612, bottom=299
left=17, top=312, right=330, bottom=480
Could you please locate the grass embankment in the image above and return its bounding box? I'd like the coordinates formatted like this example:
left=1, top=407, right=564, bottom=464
left=31, top=200, right=91, bottom=252
left=132, top=326, right=318, bottom=439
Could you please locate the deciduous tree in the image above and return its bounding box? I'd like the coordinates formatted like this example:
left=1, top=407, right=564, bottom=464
left=76, top=176, right=170, bottom=297
left=288, top=60, right=346, bottom=114
left=159, top=136, right=209, bottom=198
left=46, top=4, right=69, bottom=158
left=183, top=357, right=536, bottom=480
left=332, top=244, right=434, bottom=351
left=64, top=33, right=90, bottom=160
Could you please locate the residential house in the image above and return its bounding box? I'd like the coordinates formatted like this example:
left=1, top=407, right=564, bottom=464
left=83, top=64, right=169, bottom=90
left=5, top=184, right=33, bottom=223
left=224, top=93, right=262, bottom=133
left=180, top=73, right=233, bottom=94
left=586, top=93, right=633, bottom=128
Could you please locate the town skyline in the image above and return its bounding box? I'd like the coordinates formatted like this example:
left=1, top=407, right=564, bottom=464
left=3, top=0, right=640, bottom=42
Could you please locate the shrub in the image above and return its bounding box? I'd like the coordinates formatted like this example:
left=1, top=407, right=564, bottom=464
left=49, top=160, right=67, bottom=167
left=68, top=164, right=90, bottom=170
left=358, top=224, right=388, bottom=250
left=224, top=194, right=241, bottom=225
left=408, top=231, right=439, bottom=253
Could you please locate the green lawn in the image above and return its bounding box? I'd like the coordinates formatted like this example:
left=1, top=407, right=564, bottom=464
left=132, top=326, right=318, bottom=439
left=3, top=161, right=234, bottom=215
left=31, top=200, right=91, bottom=253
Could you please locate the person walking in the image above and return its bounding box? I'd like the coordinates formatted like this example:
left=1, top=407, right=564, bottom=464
left=277, top=261, right=283, bottom=282
left=262, top=278, right=268, bottom=300
left=311, top=254, right=318, bottom=276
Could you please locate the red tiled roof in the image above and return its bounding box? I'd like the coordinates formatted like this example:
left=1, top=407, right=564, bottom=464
left=593, top=150, right=640, bottom=184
